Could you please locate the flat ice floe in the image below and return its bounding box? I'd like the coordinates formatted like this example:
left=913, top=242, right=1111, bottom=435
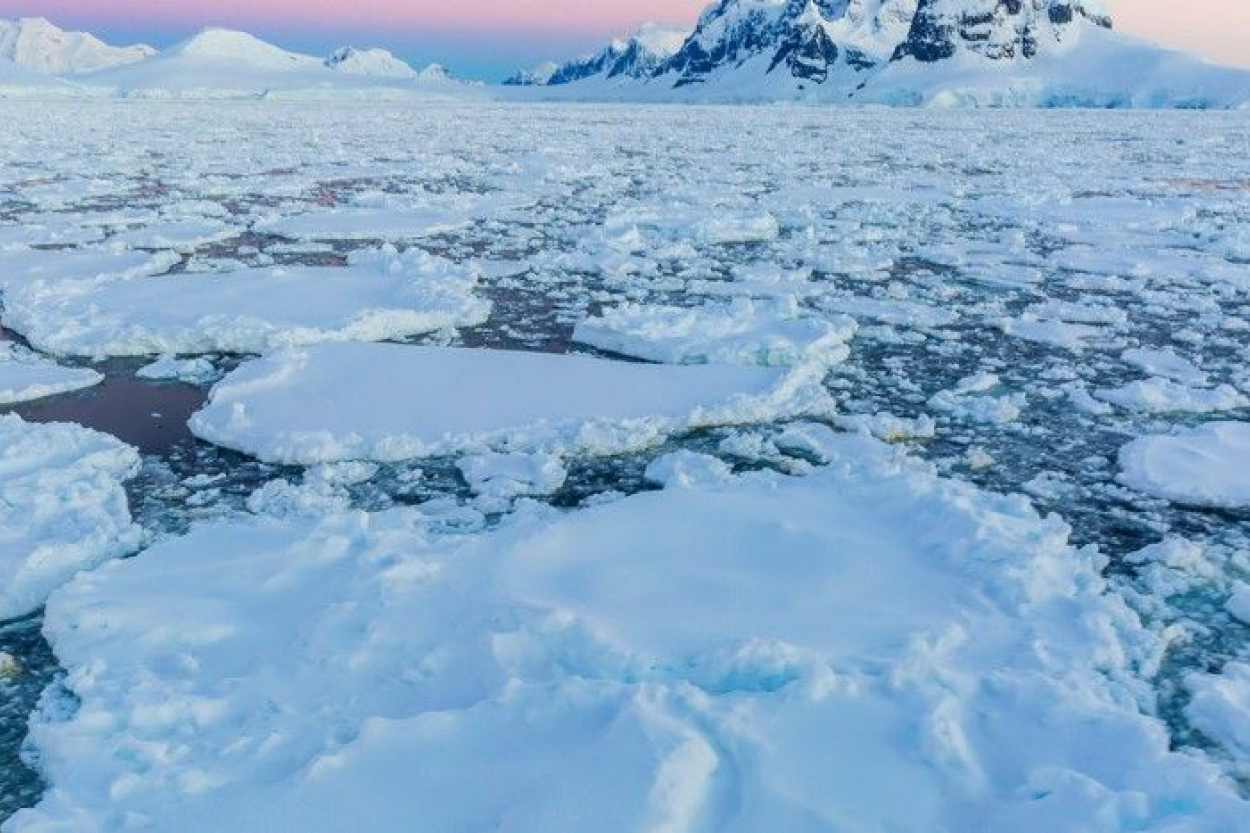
left=1119, top=422, right=1250, bottom=509
left=255, top=204, right=490, bottom=241
left=3, top=249, right=489, bottom=358
left=189, top=342, right=832, bottom=463
left=0, top=343, right=102, bottom=404
left=1097, top=378, right=1248, bottom=414
left=0, top=415, right=142, bottom=621
left=0, top=247, right=178, bottom=293
left=14, top=436, right=1246, bottom=830
left=573, top=298, right=855, bottom=367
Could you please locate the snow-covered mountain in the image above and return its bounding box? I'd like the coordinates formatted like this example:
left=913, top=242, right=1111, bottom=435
left=325, top=47, right=417, bottom=79
left=0, top=17, right=154, bottom=74
left=507, top=0, right=1250, bottom=107
left=503, top=61, right=560, bottom=87
left=894, top=0, right=1111, bottom=62
left=509, top=24, right=687, bottom=86
left=662, top=0, right=914, bottom=88
left=59, top=28, right=481, bottom=100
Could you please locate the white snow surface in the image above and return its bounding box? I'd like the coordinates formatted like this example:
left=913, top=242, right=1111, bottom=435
left=0, top=342, right=102, bottom=404
left=325, top=47, right=417, bottom=79
left=13, top=435, right=1248, bottom=829
left=0, top=415, right=141, bottom=621
left=1119, top=422, right=1250, bottom=509
left=189, top=342, right=833, bottom=463
left=2, top=248, right=489, bottom=358
left=573, top=298, right=855, bottom=366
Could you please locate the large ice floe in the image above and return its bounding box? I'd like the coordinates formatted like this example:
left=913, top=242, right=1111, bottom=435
left=12, top=434, right=1248, bottom=830
left=189, top=341, right=832, bottom=464
left=0, top=415, right=141, bottom=621
left=1120, top=422, right=1250, bottom=509
left=2, top=248, right=489, bottom=358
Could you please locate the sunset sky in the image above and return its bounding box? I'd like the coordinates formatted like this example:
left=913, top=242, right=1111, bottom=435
left=4, top=0, right=1247, bottom=80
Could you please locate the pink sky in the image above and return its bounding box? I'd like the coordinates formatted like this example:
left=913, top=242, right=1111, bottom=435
left=4, top=0, right=1247, bottom=75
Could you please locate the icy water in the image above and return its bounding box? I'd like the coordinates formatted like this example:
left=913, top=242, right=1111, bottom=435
left=2, top=103, right=1250, bottom=820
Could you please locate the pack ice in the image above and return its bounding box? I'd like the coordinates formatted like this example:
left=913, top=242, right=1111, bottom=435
left=189, top=342, right=833, bottom=463
left=11, top=435, right=1247, bottom=830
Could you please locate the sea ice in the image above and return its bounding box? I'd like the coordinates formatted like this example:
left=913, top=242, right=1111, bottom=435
left=190, top=342, right=832, bottom=464
left=0, top=415, right=142, bottom=620
left=14, top=435, right=1247, bottom=830
left=1119, top=422, right=1250, bottom=509
left=1097, top=378, right=1248, bottom=414
left=0, top=343, right=102, bottom=404
left=136, top=355, right=222, bottom=385
left=3, top=248, right=489, bottom=358
left=573, top=298, right=855, bottom=367
left=255, top=204, right=489, bottom=242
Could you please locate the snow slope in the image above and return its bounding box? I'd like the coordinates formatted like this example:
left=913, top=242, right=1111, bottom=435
left=12, top=435, right=1248, bottom=829
left=325, top=47, right=417, bottom=79
left=0, top=18, right=153, bottom=75
left=864, top=26, right=1250, bottom=108
left=0, top=58, right=85, bottom=98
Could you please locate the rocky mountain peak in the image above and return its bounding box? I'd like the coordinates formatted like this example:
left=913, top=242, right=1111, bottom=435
left=894, top=0, right=1112, bottom=62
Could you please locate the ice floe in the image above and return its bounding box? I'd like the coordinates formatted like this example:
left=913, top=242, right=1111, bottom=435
left=3, top=248, right=489, bottom=358
left=136, top=355, right=222, bottom=385
left=1096, top=378, right=1248, bottom=415
left=190, top=342, right=832, bottom=464
left=13, top=435, right=1248, bottom=829
left=0, top=415, right=141, bottom=620
left=573, top=298, right=855, bottom=366
left=1119, top=422, right=1250, bottom=509
left=0, top=343, right=102, bottom=404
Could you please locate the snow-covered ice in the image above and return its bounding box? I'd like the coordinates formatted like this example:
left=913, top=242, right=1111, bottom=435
left=0, top=343, right=101, bottom=404
left=573, top=298, right=855, bottom=366
left=12, top=435, right=1248, bottom=830
left=1, top=100, right=1249, bottom=826
left=1119, top=422, right=1250, bottom=509
left=190, top=342, right=831, bottom=463
left=0, top=415, right=141, bottom=620
left=135, top=356, right=222, bottom=386
left=3, top=249, right=489, bottom=358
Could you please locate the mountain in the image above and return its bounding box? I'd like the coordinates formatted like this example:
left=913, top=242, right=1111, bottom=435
left=893, top=0, right=1111, bottom=62
left=326, top=47, right=417, bottom=79
left=661, top=0, right=915, bottom=87
left=416, top=63, right=458, bottom=83
left=510, top=24, right=687, bottom=86
left=63, top=28, right=482, bottom=101
left=162, top=28, right=323, bottom=71
left=506, top=0, right=1250, bottom=107
left=0, top=17, right=153, bottom=74
left=503, top=61, right=560, bottom=87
